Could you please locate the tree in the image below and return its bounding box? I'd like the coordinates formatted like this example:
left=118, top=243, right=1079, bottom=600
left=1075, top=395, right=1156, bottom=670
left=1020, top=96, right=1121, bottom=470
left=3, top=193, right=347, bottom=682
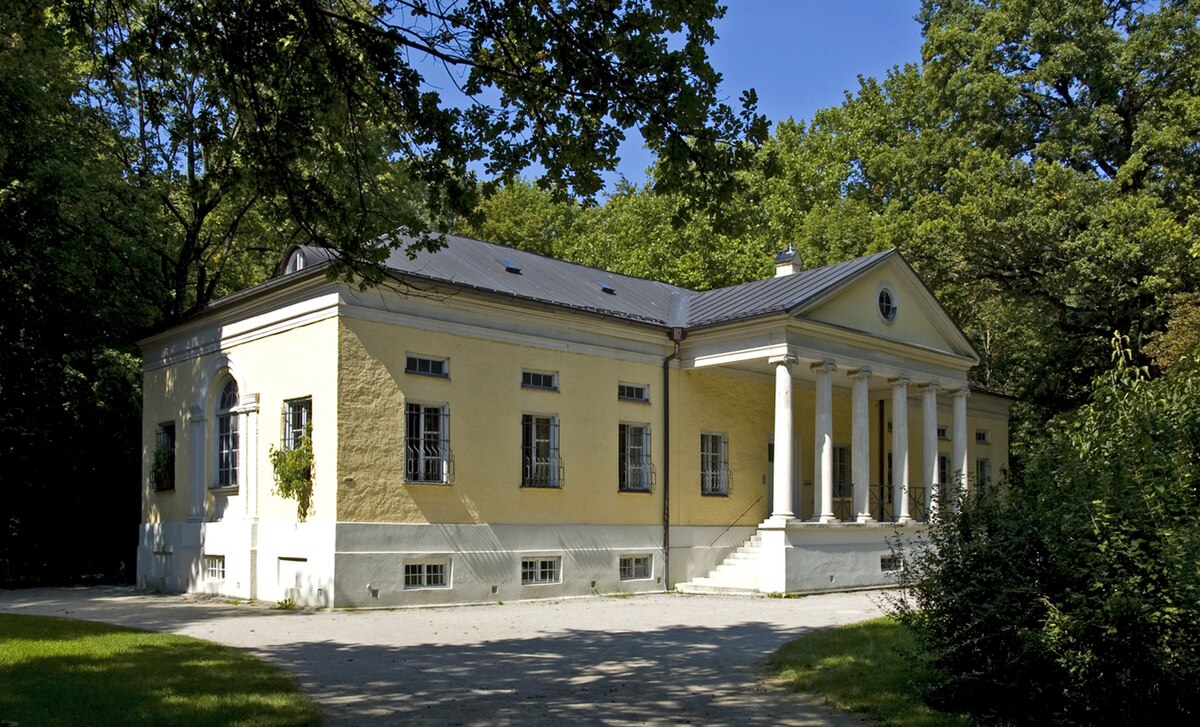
left=68, top=0, right=767, bottom=320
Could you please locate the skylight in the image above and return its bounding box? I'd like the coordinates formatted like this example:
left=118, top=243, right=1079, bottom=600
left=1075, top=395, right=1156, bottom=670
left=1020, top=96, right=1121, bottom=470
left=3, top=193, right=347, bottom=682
left=496, top=257, right=522, bottom=274
left=594, top=279, right=616, bottom=294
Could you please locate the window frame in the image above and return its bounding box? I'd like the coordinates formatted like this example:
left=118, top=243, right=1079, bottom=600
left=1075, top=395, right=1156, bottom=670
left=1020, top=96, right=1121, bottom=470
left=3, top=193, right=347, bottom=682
left=521, top=413, right=562, bottom=488
left=154, top=422, right=176, bottom=491
left=283, top=397, right=312, bottom=451
left=520, top=556, right=562, bottom=585
left=619, top=555, right=652, bottom=581
left=699, top=432, right=730, bottom=496
left=405, top=354, right=449, bottom=379
left=617, top=383, right=649, bottom=403
left=404, top=402, right=452, bottom=484
left=204, top=555, right=226, bottom=581
left=975, top=428, right=991, bottom=445
left=976, top=457, right=992, bottom=488
left=521, top=369, right=558, bottom=391
left=618, top=423, right=653, bottom=492
left=215, top=378, right=240, bottom=488
left=832, top=444, right=852, bottom=500
left=403, top=560, right=451, bottom=589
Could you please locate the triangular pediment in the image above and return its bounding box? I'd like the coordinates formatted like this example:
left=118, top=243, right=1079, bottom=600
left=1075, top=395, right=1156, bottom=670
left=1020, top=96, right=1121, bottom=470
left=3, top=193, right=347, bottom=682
left=793, top=253, right=979, bottom=363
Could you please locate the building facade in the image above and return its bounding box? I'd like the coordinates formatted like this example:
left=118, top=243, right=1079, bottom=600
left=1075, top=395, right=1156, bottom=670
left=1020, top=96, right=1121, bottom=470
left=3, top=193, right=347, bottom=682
left=137, top=236, right=1010, bottom=607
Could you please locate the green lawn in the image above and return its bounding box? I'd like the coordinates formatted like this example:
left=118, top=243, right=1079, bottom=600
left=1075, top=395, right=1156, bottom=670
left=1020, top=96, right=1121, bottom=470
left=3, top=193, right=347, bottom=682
left=768, top=617, right=973, bottom=727
left=0, top=614, right=321, bottom=727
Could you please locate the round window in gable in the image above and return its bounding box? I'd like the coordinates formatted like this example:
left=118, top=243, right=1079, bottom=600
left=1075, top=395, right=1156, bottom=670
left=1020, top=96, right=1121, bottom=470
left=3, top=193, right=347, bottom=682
left=878, top=286, right=898, bottom=323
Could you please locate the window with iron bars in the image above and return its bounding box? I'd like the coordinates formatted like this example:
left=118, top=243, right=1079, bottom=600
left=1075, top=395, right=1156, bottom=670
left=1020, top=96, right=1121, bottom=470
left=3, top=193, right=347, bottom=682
left=283, top=397, right=312, bottom=451
left=700, top=432, right=729, bottom=495
left=619, top=423, right=653, bottom=492
left=521, top=557, right=561, bottom=585
left=405, top=403, right=452, bottom=483
left=521, top=414, right=562, bottom=488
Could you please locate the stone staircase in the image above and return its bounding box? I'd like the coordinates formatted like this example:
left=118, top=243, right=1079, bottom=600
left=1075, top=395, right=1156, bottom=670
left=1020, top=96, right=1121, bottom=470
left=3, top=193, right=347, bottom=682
left=675, top=532, right=763, bottom=595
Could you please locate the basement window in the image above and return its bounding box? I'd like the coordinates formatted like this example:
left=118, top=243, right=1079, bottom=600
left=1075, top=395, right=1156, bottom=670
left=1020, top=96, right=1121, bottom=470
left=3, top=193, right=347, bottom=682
left=619, top=555, right=652, bottom=581
left=404, top=560, right=450, bottom=589
left=521, top=557, right=561, bottom=585
left=880, top=555, right=902, bottom=573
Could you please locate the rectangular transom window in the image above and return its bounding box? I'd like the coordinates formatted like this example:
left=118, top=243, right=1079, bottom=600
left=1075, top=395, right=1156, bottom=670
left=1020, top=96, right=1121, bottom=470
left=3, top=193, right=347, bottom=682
left=521, top=557, right=561, bottom=585
left=617, top=383, right=648, bottom=402
left=700, top=432, right=729, bottom=496
left=404, top=561, right=449, bottom=589
left=283, top=397, right=312, bottom=451
left=522, top=370, right=558, bottom=391
left=619, top=555, right=652, bottom=580
left=619, top=423, right=653, bottom=492
left=204, top=555, right=225, bottom=581
left=406, top=354, right=448, bottom=378
left=976, top=429, right=990, bottom=444
left=937, top=425, right=949, bottom=440
left=521, top=414, right=561, bottom=488
left=405, top=403, right=451, bottom=483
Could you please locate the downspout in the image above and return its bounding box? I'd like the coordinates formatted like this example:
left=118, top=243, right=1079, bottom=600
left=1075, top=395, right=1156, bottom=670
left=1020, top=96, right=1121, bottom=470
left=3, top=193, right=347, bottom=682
left=662, top=326, right=685, bottom=590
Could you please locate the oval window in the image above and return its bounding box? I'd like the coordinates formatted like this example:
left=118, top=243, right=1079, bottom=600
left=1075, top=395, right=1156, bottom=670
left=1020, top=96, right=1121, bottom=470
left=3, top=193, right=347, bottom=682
left=878, top=287, right=898, bottom=323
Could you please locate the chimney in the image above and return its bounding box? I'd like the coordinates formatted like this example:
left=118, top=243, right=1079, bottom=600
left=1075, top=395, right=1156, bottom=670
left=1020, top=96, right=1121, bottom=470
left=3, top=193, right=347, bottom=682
left=773, top=246, right=802, bottom=277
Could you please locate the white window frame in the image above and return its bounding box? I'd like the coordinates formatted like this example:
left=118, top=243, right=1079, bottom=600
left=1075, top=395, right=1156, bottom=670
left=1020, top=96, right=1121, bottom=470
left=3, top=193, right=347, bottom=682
left=521, top=556, right=561, bottom=585
left=617, top=383, right=649, bottom=403
left=403, top=560, right=450, bottom=589
left=521, top=414, right=561, bottom=488
left=619, top=423, right=653, bottom=492
left=215, top=378, right=239, bottom=488
left=700, top=432, right=729, bottom=496
left=283, top=397, right=312, bottom=451
left=204, top=555, right=226, bottom=581
left=405, top=402, right=452, bottom=484
left=521, top=369, right=558, bottom=391
left=619, top=555, right=652, bottom=581
left=405, top=354, right=448, bottom=378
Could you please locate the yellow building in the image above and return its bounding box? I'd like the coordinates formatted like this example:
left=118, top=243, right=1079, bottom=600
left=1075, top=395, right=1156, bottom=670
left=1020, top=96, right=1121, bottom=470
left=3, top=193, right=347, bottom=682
left=137, top=236, right=1010, bottom=606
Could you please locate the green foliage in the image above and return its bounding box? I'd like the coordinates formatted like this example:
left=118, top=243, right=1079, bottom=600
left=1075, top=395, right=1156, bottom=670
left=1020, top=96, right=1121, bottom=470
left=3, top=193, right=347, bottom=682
left=273, top=598, right=297, bottom=611
left=891, top=334, right=1200, bottom=725
left=769, top=618, right=972, bottom=727
left=269, top=424, right=314, bottom=522
left=0, top=614, right=321, bottom=726
left=152, top=442, right=174, bottom=490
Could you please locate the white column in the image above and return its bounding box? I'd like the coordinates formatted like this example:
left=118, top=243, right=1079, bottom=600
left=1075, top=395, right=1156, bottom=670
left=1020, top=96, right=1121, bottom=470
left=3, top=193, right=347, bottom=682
left=849, top=369, right=874, bottom=523
left=187, top=405, right=207, bottom=522
left=891, top=378, right=912, bottom=524
left=921, top=384, right=940, bottom=520
left=235, top=393, right=260, bottom=519
left=770, top=355, right=797, bottom=520
left=952, top=387, right=970, bottom=499
left=812, top=361, right=838, bottom=523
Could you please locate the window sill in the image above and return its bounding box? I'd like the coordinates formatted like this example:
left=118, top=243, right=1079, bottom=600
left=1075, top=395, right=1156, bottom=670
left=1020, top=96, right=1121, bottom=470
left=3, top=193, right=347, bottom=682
left=520, top=483, right=562, bottom=490
left=153, top=485, right=176, bottom=493
left=209, top=485, right=239, bottom=496
left=618, top=488, right=653, bottom=494
left=700, top=491, right=730, bottom=498
left=521, top=385, right=558, bottom=392
left=405, top=369, right=449, bottom=379
left=617, top=397, right=650, bottom=404
left=405, top=480, right=451, bottom=486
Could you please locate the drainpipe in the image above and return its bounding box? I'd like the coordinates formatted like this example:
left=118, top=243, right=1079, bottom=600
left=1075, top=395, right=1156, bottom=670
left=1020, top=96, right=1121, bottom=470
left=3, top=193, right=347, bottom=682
left=662, top=327, right=685, bottom=590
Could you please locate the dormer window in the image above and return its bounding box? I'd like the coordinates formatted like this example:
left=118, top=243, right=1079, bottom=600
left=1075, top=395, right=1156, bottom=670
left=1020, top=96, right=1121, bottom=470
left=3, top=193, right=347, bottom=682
left=285, top=250, right=306, bottom=274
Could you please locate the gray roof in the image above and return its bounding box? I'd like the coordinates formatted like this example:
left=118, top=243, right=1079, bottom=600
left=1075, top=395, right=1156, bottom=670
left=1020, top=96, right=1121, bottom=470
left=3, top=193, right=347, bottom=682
left=283, top=235, right=896, bottom=331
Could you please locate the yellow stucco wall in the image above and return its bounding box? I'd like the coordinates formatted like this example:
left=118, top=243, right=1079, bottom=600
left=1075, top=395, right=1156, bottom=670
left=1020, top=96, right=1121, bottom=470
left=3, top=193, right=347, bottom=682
left=142, top=317, right=339, bottom=525
left=336, top=316, right=667, bottom=525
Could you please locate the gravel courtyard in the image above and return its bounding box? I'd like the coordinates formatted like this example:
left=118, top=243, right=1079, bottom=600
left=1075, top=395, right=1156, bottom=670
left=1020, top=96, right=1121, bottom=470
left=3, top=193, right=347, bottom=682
left=0, top=587, right=886, bottom=726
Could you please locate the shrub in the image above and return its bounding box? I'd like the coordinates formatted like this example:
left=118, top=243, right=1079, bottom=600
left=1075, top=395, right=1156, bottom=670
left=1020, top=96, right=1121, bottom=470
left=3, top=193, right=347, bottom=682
left=269, top=423, right=314, bottom=520
left=891, top=336, right=1200, bottom=725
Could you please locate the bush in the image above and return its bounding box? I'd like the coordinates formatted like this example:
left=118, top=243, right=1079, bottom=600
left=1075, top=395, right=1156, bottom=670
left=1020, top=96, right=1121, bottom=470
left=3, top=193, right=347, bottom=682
left=268, top=424, right=314, bottom=521
left=891, top=337, right=1200, bottom=725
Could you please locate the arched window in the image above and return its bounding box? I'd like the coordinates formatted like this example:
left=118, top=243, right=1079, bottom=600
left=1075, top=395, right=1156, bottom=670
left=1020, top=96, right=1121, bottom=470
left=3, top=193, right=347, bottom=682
left=216, top=379, right=240, bottom=487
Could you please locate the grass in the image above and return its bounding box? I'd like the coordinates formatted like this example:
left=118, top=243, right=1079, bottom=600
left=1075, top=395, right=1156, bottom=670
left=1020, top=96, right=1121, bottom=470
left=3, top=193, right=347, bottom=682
left=0, top=614, right=322, bottom=727
left=768, top=617, right=973, bottom=727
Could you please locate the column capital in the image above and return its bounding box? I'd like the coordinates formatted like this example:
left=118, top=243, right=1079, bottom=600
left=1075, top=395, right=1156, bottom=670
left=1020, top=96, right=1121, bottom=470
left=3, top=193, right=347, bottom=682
left=188, top=405, right=206, bottom=422
left=950, top=386, right=971, bottom=399
left=846, top=367, right=872, bottom=380
left=768, top=354, right=798, bottom=367
left=888, top=376, right=911, bottom=389
left=810, top=360, right=837, bottom=373
left=916, top=382, right=941, bottom=393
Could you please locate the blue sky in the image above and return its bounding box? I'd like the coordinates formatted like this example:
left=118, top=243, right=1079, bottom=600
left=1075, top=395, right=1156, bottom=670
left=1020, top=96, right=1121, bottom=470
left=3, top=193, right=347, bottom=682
left=606, top=0, right=926, bottom=187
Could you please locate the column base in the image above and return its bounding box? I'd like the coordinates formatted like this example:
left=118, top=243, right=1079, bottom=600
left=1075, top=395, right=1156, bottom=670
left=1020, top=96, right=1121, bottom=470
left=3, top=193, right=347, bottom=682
left=855, top=514, right=876, bottom=524
left=812, top=514, right=840, bottom=524
left=896, top=516, right=915, bottom=525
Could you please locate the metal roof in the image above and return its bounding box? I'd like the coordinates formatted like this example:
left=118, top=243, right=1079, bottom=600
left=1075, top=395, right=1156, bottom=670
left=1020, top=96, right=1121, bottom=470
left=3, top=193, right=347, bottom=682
left=282, top=236, right=896, bottom=330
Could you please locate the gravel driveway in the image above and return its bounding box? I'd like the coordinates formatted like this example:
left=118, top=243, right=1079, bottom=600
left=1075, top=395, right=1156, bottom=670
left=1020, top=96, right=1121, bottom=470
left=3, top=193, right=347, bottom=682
left=0, top=587, right=886, bottom=726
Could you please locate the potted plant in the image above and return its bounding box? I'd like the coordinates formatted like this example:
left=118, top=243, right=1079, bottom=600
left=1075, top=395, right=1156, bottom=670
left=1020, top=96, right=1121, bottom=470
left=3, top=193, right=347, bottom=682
left=153, top=443, right=175, bottom=491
